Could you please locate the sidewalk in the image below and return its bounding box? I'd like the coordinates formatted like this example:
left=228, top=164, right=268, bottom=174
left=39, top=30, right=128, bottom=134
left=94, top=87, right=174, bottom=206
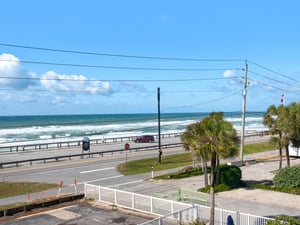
left=146, top=151, right=300, bottom=218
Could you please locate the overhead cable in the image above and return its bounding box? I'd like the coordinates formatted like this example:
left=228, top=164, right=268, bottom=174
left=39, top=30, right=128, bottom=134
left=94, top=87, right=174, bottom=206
left=248, top=60, right=298, bottom=82
left=0, top=59, right=241, bottom=71
left=0, top=43, right=245, bottom=62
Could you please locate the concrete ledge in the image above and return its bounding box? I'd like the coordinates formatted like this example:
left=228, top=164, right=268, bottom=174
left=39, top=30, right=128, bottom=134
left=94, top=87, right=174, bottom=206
left=0, top=194, right=84, bottom=217
left=227, top=160, right=244, bottom=167
left=227, top=159, right=257, bottom=167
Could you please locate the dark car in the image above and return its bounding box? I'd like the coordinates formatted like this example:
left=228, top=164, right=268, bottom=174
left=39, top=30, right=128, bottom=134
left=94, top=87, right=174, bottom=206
left=134, top=135, right=155, bottom=143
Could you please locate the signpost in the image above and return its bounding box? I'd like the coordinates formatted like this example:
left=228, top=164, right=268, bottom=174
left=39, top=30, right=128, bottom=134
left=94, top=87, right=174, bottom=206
left=124, top=143, right=130, bottom=166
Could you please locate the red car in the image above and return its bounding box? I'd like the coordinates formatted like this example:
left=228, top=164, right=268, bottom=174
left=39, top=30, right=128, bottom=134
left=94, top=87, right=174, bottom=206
left=134, top=135, right=155, bottom=143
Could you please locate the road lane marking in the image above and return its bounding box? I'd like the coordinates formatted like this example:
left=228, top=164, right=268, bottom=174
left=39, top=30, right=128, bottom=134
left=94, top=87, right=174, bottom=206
left=75, top=175, right=124, bottom=185
left=108, top=179, right=143, bottom=188
left=80, top=167, right=114, bottom=174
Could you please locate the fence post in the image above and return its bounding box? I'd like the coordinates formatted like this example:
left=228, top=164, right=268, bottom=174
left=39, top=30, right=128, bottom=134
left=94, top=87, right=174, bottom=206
left=159, top=217, right=162, bottom=225
left=236, top=211, right=240, bottom=225
left=247, top=213, right=250, bottom=225
left=220, top=208, right=223, bottom=225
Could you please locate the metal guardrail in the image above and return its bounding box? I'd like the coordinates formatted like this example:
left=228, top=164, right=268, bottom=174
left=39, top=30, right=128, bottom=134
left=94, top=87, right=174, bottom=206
left=0, top=133, right=182, bottom=153
left=0, top=142, right=183, bottom=168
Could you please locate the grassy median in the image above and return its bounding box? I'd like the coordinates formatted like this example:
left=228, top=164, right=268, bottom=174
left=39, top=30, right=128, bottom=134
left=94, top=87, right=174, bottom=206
left=118, top=142, right=276, bottom=175
left=1, top=142, right=275, bottom=198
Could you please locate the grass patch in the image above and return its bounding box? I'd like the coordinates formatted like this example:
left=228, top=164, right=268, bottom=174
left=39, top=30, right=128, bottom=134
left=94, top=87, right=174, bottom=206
left=0, top=182, right=58, bottom=199
left=248, top=183, right=300, bottom=195
left=244, top=142, right=276, bottom=155
left=156, top=166, right=203, bottom=179
left=118, top=141, right=275, bottom=175
left=117, top=152, right=193, bottom=175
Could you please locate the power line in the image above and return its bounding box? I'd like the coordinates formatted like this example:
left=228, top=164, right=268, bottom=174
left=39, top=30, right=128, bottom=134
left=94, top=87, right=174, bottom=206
left=163, top=91, right=241, bottom=110
left=247, top=78, right=288, bottom=92
left=248, top=70, right=292, bottom=86
left=0, top=88, right=235, bottom=94
left=248, top=60, right=298, bottom=82
left=0, top=43, right=245, bottom=62
left=0, top=75, right=243, bottom=82
left=0, top=59, right=241, bottom=72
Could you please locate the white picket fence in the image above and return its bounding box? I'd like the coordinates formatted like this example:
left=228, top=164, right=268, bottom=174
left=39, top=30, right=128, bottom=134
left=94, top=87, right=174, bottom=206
left=84, top=183, right=274, bottom=225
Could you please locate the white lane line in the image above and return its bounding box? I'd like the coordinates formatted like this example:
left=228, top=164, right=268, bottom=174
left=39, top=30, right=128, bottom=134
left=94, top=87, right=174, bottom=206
left=108, top=179, right=143, bottom=188
left=80, top=167, right=114, bottom=174
left=75, top=175, right=124, bottom=185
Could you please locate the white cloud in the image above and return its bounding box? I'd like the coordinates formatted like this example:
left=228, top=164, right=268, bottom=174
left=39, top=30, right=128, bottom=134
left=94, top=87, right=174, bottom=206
left=40, top=71, right=112, bottom=95
left=223, top=70, right=240, bottom=85
left=0, top=53, right=37, bottom=89
left=223, top=70, right=235, bottom=78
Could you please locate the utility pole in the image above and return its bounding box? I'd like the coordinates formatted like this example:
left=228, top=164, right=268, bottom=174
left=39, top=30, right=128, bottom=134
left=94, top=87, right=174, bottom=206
left=240, top=61, right=248, bottom=161
left=157, top=87, right=162, bottom=163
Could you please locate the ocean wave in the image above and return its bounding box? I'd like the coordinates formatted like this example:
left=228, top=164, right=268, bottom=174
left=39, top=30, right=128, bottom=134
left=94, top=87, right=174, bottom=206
left=0, top=113, right=266, bottom=144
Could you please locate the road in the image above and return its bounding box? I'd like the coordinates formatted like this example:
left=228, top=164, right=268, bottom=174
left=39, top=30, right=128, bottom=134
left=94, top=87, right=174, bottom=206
left=0, top=136, right=272, bottom=203
left=3, top=134, right=298, bottom=221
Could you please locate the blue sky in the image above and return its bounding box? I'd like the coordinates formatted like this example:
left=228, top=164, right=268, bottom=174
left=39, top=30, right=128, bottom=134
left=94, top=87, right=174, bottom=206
left=0, top=1, right=299, bottom=115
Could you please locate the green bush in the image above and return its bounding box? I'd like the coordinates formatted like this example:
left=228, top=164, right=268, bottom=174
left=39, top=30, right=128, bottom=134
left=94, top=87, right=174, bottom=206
left=219, top=165, right=243, bottom=188
left=273, top=166, right=300, bottom=189
left=199, top=165, right=244, bottom=193
left=266, top=215, right=300, bottom=225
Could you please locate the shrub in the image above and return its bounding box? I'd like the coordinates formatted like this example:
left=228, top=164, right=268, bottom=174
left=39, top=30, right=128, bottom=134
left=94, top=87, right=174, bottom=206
left=273, top=166, right=300, bottom=189
left=181, top=166, right=194, bottom=173
left=266, top=215, right=300, bottom=225
left=199, top=165, right=243, bottom=193
left=218, top=165, right=243, bottom=188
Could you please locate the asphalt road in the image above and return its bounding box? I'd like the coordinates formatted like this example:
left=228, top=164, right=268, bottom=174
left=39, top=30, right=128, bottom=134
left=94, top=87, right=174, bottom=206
left=2, top=135, right=298, bottom=225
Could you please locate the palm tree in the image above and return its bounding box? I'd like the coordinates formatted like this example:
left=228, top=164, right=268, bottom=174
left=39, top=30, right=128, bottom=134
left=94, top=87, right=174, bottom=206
left=181, top=122, right=209, bottom=187
left=263, top=105, right=285, bottom=169
left=280, top=102, right=300, bottom=167
left=181, top=112, right=239, bottom=225
left=263, top=103, right=300, bottom=168
left=288, top=103, right=300, bottom=148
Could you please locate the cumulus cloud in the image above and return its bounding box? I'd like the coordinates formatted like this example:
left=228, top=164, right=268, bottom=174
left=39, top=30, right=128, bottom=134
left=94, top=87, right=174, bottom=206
left=0, top=53, right=37, bottom=89
left=40, top=71, right=112, bottom=95
left=223, top=70, right=241, bottom=85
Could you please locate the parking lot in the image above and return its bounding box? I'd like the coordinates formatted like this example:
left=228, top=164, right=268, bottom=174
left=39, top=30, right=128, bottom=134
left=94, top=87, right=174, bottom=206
left=1, top=201, right=155, bottom=225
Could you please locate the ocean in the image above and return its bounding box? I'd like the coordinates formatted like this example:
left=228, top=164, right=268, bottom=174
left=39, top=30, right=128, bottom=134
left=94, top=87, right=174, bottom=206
left=0, top=112, right=267, bottom=145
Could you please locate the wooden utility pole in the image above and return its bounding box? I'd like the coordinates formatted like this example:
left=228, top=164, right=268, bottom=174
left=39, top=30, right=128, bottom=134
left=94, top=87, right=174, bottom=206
left=240, top=61, right=248, bottom=161
left=157, top=87, right=162, bottom=163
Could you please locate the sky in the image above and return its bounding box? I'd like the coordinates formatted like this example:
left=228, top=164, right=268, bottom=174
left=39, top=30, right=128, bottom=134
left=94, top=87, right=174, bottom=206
left=0, top=0, right=300, bottom=115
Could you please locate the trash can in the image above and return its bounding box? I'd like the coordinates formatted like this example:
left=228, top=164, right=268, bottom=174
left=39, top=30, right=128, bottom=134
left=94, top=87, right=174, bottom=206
left=82, top=137, right=90, bottom=151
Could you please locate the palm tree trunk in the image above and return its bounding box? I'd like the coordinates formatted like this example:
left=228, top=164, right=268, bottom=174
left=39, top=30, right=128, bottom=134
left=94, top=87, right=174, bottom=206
left=285, top=145, right=290, bottom=167
left=279, top=147, right=282, bottom=169
left=216, top=157, right=220, bottom=185
left=209, top=152, right=217, bottom=225
left=204, top=160, right=208, bottom=187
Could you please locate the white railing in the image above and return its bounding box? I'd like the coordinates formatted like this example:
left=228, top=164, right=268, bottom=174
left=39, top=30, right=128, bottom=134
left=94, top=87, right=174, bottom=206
left=84, top=183, right=274, bottom=225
